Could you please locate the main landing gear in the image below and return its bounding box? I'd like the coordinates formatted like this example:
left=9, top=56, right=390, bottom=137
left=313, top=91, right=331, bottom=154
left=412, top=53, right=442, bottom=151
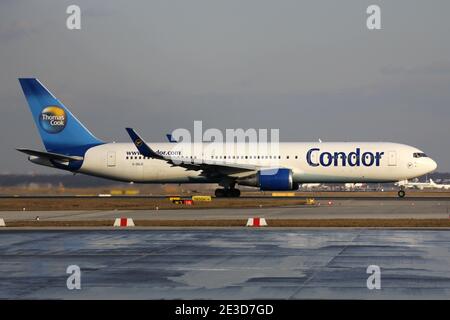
left=397, top=187, right=406, bottom=198
left=215, top=188, right=241, bottom=198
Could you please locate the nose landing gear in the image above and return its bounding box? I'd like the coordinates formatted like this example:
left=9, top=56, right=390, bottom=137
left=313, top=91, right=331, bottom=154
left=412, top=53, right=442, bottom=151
left=397, top=187, right=406, bottom=198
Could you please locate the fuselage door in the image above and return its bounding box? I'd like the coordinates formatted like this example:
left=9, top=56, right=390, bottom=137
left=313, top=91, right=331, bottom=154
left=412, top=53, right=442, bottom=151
left=388, top=151, right=397, bottom=166
left=107, top=151, right=116, bottom=167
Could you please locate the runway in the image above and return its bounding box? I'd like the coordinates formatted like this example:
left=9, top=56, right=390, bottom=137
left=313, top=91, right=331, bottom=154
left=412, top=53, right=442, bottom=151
left=1, top=229, right=450, bottom=299
left=1, top=199, right=449, bottom=221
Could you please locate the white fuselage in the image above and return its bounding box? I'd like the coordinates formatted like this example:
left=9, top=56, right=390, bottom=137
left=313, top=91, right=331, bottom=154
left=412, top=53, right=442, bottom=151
left=77, top=142, right=437, bottom=184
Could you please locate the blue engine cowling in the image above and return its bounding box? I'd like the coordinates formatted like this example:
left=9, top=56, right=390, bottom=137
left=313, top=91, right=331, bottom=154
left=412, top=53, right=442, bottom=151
left=258, top=168, right=298, bottom=191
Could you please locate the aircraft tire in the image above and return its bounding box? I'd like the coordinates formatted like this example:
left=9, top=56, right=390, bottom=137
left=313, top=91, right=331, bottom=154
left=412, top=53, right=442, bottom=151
left=215, top=188, right=226, bottom=197
left=215, top=188, right=241, bottom=197
left=229, top=189, right=241, bottom=197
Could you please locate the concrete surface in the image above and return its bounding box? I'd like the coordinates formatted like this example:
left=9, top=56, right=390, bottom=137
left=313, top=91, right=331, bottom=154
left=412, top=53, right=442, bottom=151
left=1, top=229, right=450, bottom=299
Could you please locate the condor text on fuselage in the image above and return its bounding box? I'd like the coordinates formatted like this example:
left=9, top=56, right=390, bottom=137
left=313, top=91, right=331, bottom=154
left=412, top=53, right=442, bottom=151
left=306, top=148, right=384, bottom=167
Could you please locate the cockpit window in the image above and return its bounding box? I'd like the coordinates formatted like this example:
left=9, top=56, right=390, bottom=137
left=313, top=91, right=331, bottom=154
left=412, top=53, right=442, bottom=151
left=413, top=152, right=427, bottom=158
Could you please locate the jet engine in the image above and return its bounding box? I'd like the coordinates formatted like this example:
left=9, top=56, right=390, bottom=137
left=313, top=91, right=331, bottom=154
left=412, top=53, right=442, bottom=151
left=239, top=168, right=299, bottom=191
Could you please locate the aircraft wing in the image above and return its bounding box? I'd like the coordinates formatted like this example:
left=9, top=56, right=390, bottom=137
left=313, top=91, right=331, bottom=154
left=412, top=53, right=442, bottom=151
left=16, top=148, right=84, bottom=161
left=125, top=128, right=259, bottom=178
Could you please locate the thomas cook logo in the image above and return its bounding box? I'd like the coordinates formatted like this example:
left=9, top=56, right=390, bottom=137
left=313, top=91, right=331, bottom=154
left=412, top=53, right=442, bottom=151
left=39, top=106, right=67, bottom=134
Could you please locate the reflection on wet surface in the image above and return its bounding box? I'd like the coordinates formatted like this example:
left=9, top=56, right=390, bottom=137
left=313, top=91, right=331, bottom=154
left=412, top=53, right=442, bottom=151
left=0, top=229, right=450, bottom=299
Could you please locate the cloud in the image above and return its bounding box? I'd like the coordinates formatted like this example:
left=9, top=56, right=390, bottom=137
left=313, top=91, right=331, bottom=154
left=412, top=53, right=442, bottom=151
left=380, top=61, right=450, bottom=76
left=1, top=0, right=450, bottom=172
left=0, top=19, right=41, bottom=43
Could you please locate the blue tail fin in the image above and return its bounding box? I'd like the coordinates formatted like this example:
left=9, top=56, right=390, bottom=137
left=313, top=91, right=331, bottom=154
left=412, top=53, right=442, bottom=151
left=19, top=78, right=104, bottom=156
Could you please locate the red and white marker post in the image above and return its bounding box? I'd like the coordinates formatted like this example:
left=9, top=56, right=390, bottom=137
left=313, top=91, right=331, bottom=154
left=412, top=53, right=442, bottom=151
left=246, top=217, right=268, bottom=227
left=113, top=218, right=135, bottom=227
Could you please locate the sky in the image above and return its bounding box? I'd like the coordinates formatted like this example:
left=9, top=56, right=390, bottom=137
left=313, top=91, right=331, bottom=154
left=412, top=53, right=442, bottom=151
left=1, top=0, right=450, bottom=173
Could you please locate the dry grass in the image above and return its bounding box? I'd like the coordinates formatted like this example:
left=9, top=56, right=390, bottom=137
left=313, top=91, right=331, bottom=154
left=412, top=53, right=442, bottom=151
left=0, top=198, right=313, bottom=211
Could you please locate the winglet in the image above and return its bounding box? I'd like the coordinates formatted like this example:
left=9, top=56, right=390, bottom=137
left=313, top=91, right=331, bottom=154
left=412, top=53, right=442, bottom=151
left=166, top=133, right=178, bottom=143
left=125, top=128, right=163, bottom=159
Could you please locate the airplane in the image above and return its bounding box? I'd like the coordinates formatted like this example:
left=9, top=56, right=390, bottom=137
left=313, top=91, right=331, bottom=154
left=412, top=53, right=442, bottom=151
left=395, top=179, right=434, bottom=190
left=395, top=179, right=450, bottom=190
left=301, top=183, right=323, bottom=190
left=17, top=78, right=438, bottom=198
left=429, top=179, right=450, bottom=190
left=344, top=183, right=366, bottom=191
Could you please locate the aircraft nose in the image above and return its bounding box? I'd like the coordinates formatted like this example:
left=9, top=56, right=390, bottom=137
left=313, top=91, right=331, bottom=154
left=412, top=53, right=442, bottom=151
left=429, top=158, right=438, bottom=172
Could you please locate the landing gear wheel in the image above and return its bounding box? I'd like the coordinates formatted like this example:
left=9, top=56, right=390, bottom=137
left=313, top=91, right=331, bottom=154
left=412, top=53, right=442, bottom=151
left=229, top=189, right=241, bottom=197
left=214, top=188, right=241, bottom=197
left=215, top=188, right=226, bottom=197
left=398, top=190, right=406, bottom=198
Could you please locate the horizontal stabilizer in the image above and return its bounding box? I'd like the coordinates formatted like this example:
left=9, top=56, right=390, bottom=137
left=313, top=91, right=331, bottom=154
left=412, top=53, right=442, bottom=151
left=16, top=148, right=84, bottom=161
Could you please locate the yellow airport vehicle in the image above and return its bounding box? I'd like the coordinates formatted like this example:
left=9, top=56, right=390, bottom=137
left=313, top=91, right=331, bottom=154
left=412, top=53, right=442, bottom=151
left=110, top=190, right=123, bottom=195
left=271, top=192, right=295, bottom=197
left=192, top=195, right=212, bottom=202
left=306, top=198, right=315, bottom=205
left=169, top=196, right=181, bottom=201
left=125, top=189, right=140, bottom=195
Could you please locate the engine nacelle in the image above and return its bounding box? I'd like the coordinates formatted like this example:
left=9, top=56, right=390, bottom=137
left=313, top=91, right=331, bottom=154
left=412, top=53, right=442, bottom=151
left=239, top=168, right=299, bottom=191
